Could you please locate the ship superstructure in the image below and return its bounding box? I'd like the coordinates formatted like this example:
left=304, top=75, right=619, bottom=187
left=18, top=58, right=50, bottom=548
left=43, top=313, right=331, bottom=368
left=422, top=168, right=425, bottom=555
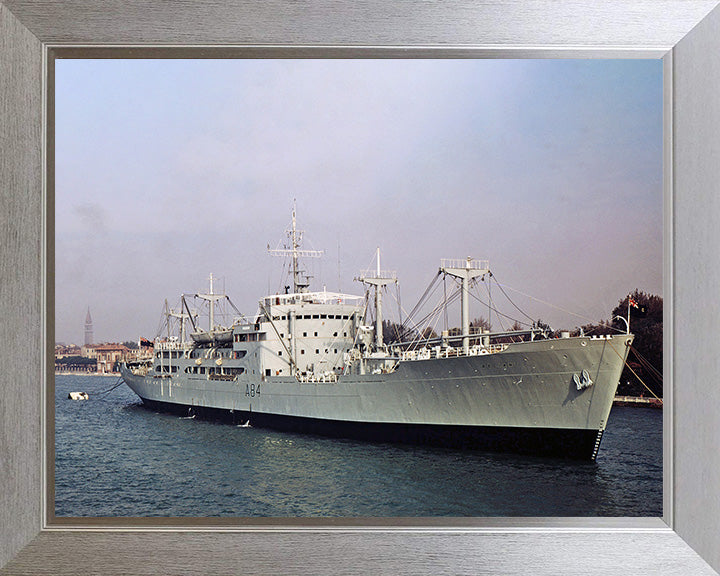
left=122, top=207, right=633, bottom=460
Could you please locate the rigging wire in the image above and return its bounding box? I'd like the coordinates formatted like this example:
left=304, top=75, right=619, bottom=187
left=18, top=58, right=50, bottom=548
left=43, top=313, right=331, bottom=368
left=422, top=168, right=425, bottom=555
left=607, top=340, right=663, bottom=402
left=412, top=286, right=466, bottom=346
left=401, top=272, right=443, bottom=331
left=468, top=280, right=531, bottom=328
left=380, top=264, right=637, bottom=347
left=386, top=278, right=464, bottom=349
left=492, top=280, right=597, bottom=325
left=407, top=281, right=463, bottom=335
left=489, top=275, right=537, bottom=324
left=630, top=346, right=663, bottom=382
left=385, top=283, right=434, bottom=344
left=154, top=301, right=167, bottom=339
left=487, top=277, right=492, bottom=328
left=484, top=278, right=507, bottom=331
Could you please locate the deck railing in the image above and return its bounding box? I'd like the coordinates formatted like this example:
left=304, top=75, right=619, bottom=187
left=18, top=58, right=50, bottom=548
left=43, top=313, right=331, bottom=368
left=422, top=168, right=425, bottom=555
left=295, top=372, right=339, bottom=383
left=439, top=258, right=490, bottom=270
left=398, top=343, right=508, bottom=362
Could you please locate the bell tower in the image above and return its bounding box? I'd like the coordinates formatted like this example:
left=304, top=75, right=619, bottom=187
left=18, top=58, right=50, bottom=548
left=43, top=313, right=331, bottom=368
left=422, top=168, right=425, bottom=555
left=84, top=307, right=94, bottom=346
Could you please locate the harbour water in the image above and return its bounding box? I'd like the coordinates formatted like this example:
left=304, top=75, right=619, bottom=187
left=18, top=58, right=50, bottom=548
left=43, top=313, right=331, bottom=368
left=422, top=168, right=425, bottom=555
left=55, top=374, right=662, bottom=517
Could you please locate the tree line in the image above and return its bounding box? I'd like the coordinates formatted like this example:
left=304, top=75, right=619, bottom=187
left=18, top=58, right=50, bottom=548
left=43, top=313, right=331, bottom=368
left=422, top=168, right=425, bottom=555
left=572, top=290, right=662, bottom=398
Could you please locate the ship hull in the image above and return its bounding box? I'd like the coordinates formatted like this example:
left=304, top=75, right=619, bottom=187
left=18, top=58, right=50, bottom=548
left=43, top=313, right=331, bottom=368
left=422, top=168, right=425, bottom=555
left=139, top=396, right=600, bottom=459
left=122, top=334, right=631, bottom=460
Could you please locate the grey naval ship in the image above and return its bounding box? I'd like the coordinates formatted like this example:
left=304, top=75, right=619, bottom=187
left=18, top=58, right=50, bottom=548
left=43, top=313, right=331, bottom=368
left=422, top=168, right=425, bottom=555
left=121, top=208, right=633, bottom=460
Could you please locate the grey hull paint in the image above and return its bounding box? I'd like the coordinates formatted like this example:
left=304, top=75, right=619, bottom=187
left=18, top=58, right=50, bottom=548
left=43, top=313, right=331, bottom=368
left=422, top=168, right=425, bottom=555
left=121, top=334, right=631, bottom=458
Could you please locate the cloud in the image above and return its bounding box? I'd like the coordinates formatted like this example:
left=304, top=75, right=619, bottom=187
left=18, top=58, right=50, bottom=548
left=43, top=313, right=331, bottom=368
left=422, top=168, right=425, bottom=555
left=72, top=202, right=107, bottom=233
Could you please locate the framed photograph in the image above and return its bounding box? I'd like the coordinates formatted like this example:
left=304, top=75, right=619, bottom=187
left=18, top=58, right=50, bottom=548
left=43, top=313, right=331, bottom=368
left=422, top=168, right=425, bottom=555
left=51, top=56, right=664, bottom=521
left=2, top=1, right=720, bottom=574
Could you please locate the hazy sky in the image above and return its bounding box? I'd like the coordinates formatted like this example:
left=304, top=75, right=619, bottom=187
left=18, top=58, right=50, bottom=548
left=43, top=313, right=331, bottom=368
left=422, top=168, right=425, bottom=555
left=55, top=59, right=662, bottom=344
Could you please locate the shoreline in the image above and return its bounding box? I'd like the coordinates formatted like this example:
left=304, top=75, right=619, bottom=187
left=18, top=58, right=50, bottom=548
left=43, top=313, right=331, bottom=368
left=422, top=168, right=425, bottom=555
left=55, top=371, right=121, bottom=377
left=613, top=395, right=663, bottom=408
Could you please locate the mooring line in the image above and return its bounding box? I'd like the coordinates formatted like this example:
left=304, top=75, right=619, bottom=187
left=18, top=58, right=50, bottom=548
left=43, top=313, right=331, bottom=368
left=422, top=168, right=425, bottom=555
left=94, top=376, right=126, bottom=399
left=607, top=340, right=662, bottom=403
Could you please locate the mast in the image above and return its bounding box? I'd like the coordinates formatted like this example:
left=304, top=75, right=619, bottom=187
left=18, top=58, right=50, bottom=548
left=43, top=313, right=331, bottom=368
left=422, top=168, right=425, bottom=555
left=356, top=248, right=397, bottom=349
left=440, top=258, right=490, bottom=355
left=167, top=305, right=195, bottom=342
left=290, top=207, right=301, bottom=292
left=268, top=201, right=324, bottom=293
left=195, top=273, right=225, bottom=331
left=209, top=273, right=215, bottom=330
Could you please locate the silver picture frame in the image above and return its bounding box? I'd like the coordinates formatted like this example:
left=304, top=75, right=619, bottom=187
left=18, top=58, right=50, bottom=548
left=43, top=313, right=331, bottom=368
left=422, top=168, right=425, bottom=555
left=2, top=1, right=719, bottom=574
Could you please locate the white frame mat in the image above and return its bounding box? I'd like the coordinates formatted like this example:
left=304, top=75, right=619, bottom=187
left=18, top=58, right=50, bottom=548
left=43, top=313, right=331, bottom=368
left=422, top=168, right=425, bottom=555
left=1, top=1, right=719, bottom=574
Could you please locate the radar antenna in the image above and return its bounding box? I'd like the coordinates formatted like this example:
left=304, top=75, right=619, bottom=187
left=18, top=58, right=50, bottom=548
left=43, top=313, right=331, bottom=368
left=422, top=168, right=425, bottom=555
left=268, top=200, right=324, bottom=293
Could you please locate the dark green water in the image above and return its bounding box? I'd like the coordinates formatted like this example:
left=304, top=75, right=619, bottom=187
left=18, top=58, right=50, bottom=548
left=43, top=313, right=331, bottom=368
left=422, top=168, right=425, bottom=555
left=55, top=374, right=662, bottom=517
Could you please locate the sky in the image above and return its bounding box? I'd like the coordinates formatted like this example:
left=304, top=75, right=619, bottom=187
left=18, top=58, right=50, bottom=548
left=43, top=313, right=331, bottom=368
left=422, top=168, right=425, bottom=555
left=55, top=58, right=663, bottom=345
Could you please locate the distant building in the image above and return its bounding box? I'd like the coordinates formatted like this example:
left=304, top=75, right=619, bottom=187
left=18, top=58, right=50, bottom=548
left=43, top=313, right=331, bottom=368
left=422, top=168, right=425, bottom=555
left=84, top=308, right=94, bottom=346
left=55, top=344, right=94, bottom=373
left=78, top=342, right=146, bottom=374
left=55, top=344, right=82, bottom=358
left=56, top=340, right=149, bottom=374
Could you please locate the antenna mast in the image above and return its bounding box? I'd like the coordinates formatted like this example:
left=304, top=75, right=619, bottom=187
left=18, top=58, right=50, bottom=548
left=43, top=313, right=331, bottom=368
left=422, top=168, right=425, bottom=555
left=268, top=201, right=324, bottom=293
